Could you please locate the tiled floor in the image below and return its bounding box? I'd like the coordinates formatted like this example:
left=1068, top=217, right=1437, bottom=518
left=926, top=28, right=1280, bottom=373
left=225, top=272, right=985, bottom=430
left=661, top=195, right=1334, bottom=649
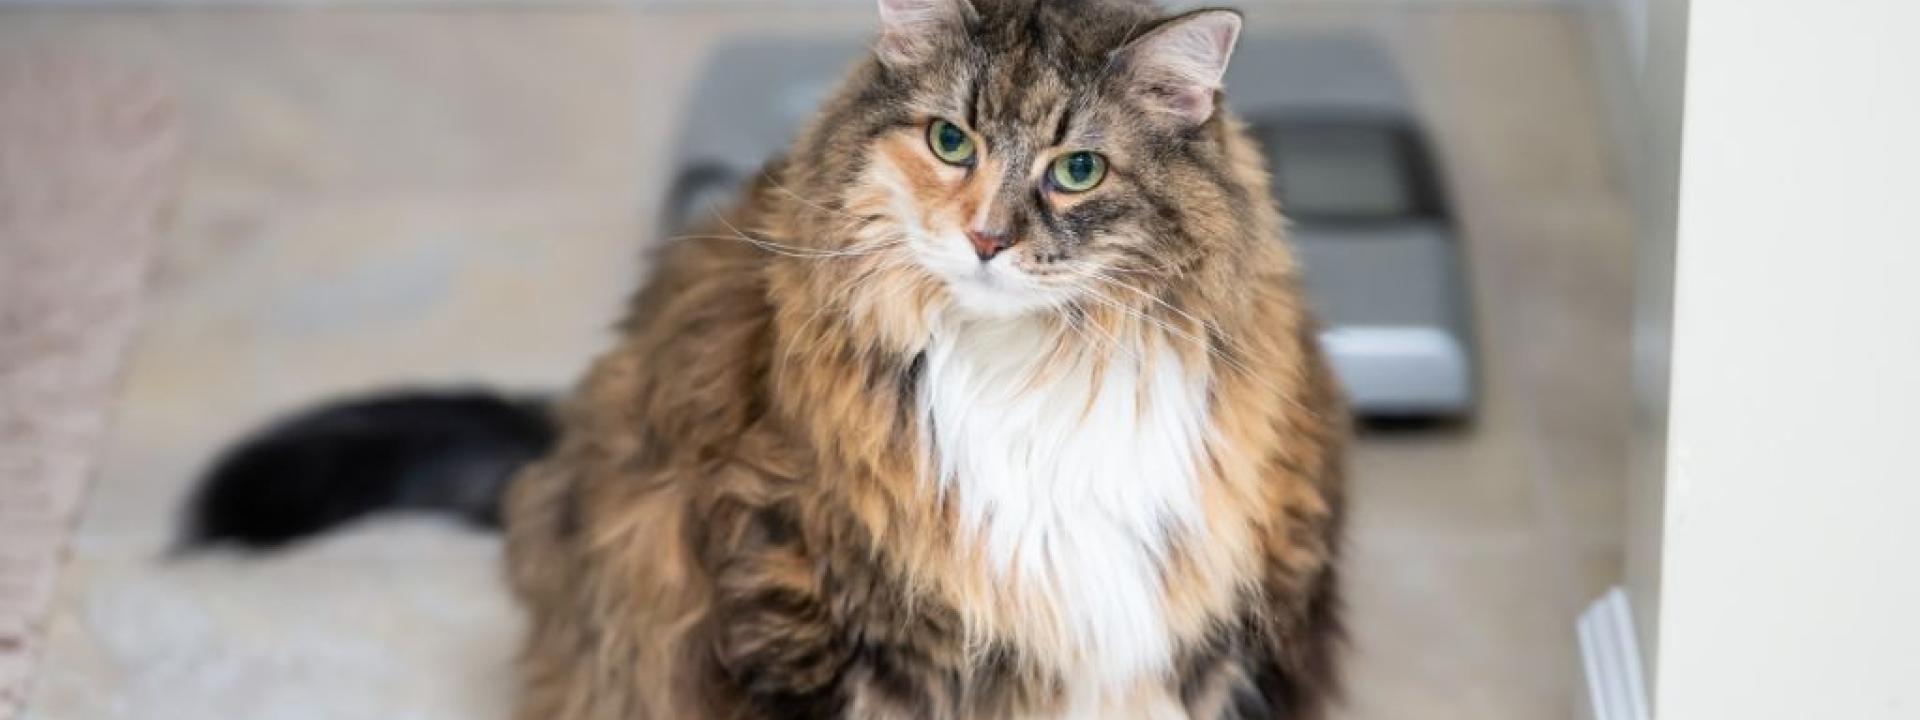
left=5, top=5, right=1633, bottom=719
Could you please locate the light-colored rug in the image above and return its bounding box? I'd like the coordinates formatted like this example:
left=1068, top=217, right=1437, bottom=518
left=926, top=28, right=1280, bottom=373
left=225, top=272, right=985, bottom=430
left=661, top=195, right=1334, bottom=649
left=28, top=520, right=521, bottom=720
left=0, top=53, right=178, bottom=719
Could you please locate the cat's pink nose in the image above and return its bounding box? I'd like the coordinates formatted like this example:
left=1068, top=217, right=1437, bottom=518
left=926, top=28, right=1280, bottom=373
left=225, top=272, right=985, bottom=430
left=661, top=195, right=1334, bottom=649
left=966, top=230, right=1013, bottom=261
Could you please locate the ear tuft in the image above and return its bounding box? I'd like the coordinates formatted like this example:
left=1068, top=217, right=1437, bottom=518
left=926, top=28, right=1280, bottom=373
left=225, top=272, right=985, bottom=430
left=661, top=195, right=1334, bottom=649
left=1119, top=10, right=1242, bottom=125
left=877, top=0, right=973, bottom=67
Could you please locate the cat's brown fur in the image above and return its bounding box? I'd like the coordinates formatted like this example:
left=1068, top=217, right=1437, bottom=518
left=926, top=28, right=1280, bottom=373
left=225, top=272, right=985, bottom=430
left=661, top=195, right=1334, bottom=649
left=503, top=1, right=1346, bottom=717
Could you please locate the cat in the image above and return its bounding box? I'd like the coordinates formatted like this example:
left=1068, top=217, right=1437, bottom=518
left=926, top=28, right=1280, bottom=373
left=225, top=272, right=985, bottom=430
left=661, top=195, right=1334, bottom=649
left=187, top=1, right=1348, bottom=717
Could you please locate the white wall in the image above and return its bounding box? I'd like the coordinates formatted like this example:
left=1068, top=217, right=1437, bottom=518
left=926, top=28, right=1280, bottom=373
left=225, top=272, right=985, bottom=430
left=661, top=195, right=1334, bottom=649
left=1656, top=1, right=1920, bottom=716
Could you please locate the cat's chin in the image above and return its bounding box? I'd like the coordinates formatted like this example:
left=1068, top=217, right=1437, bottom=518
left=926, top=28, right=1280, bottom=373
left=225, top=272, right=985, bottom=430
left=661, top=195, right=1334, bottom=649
left=936, top=267, right=1062, bottom=319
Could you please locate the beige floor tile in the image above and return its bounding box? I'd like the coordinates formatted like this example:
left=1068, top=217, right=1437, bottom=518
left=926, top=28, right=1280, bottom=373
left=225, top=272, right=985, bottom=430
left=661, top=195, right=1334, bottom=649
left=1339, top=540, right=1573, bottom=720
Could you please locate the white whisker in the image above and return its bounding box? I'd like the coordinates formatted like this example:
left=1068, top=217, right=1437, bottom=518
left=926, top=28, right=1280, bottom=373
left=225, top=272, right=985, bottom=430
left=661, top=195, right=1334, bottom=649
left=760, top=168, right=862, bottom=222
left=1081, top=274, right=1316, bottom=413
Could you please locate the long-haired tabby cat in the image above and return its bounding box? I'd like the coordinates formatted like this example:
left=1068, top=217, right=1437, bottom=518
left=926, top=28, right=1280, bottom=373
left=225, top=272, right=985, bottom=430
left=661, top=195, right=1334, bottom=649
left=186, top=0, right=1348, bottom=717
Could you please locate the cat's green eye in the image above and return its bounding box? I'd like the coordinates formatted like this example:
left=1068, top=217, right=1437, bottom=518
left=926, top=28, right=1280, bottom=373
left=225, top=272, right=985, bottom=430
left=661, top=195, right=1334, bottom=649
left=926, top=119, right=976, bottom=166
left=1049, top=151, right=1108, bottom=193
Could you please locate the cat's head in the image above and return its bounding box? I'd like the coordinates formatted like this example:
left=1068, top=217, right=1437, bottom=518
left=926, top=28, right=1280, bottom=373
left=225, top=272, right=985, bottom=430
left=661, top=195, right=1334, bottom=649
left=787, top=0, right=1264, bottom=323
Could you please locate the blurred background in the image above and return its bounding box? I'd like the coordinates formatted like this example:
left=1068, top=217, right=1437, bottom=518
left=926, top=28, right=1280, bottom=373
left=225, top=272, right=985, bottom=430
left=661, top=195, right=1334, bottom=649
left=0, top=1, right=1653, bottom=718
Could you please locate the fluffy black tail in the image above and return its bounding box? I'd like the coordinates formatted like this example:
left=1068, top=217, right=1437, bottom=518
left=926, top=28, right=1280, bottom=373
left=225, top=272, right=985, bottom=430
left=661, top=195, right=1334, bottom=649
left=181, top=390, right=555, bottom=550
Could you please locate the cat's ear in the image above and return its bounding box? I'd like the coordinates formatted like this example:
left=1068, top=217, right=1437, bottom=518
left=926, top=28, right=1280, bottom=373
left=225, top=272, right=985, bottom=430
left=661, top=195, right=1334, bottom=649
left=1115, top=9, right=1242, bottom=125
left=876, top=0, right=975, bottom=67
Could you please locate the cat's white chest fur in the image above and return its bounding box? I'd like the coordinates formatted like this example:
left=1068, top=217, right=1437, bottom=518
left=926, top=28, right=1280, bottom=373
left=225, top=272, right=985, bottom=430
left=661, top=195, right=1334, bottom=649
left=918, top=314, right=1212, bottom=693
